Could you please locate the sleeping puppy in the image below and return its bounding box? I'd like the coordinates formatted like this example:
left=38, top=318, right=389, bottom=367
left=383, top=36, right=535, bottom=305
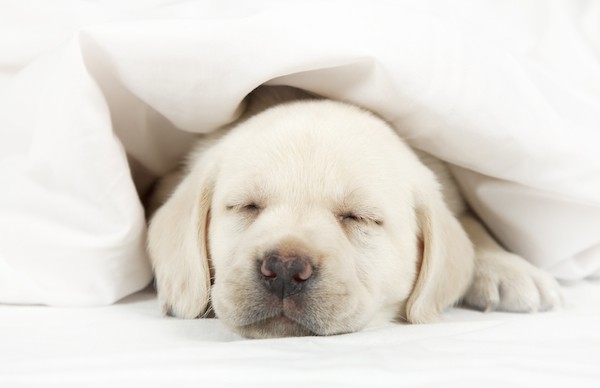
left=146, top=86, right=562, bottom=339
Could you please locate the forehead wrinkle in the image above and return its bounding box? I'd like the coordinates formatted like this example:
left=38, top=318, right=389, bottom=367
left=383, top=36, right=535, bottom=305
left=337, top=186, right=384, bottom=216
left=225, top=120, right=389, bottom=210
left=219, top=169, right=269, bottom=207
left=259, top=152, right=385, bottom=215
left=253, top=144, right=342, bottom=204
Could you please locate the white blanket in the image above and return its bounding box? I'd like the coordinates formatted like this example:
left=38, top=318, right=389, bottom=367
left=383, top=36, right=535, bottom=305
left=1, top=0, right=599, bottom=306
left=2, top=281, right=600, bottom=387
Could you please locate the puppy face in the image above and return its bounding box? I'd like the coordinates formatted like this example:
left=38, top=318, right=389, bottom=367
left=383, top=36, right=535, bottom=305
left=148, top=100, right=474, bottom=339
left=208, top=104, right=421, bottom=337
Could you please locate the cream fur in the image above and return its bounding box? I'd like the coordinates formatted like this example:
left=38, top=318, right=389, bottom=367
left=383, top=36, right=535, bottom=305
left=147, top=87, right=562, bottom=338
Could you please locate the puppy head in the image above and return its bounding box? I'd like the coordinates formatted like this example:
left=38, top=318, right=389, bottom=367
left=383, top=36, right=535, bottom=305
left=149, top=100, right=474, bottom=338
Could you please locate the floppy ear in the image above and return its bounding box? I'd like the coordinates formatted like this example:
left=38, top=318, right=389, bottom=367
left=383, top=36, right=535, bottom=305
left=147, top=153, right=217, bottom=319
left=405, top=185, right=475, bottom=324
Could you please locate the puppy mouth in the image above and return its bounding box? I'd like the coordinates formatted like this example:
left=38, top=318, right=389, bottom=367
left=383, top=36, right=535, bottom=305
left=214, top=271, right=359, bottom=338
left=237, top=312, right=317, bottom=338
left=230, top=296, right=322, bottom=338
left=220, top=265, right=323, bottom=338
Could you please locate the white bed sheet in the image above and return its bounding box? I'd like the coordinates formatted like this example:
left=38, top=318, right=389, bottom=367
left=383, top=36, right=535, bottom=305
left=2, top=281, right=599, bottom=387
left=1, top=0, right=600, bottom=308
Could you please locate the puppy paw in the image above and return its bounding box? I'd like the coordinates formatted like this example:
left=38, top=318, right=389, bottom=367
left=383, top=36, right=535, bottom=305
left=463, top=252, right=562, bottom=313
left=154, top=268, right=210, bottom=319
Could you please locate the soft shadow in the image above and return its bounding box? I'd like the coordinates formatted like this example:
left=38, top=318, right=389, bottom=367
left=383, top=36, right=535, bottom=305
left=115, top=284, right=157, bottom=305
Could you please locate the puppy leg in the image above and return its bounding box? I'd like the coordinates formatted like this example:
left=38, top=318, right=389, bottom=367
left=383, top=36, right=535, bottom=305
left=459, top=213, right=562, bottom=312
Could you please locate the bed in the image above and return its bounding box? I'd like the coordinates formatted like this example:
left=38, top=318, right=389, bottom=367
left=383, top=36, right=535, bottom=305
left=1, top=281, right=599, bottom=387
left=1, top=1, right=599, bottom=386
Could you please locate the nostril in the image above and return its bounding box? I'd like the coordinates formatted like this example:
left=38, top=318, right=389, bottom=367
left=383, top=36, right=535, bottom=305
left=291, top=262, right=313, bottom=282
left=260, top=260, right=277, bottom=279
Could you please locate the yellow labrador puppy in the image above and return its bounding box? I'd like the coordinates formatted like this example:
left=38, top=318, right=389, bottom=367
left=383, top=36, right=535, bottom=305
left=147, top=87, right=561, bottom=338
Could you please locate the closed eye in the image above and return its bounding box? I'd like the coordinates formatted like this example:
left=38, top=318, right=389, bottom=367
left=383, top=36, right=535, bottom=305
left=336, top=190, right=384, bottom=227
left=227, top=202, right=262, bottom=212
left=241, top=203, right=261, bottom=213
left=338, top=212, right=383, bottom=226
left=339, top=212, right=361, bottom=223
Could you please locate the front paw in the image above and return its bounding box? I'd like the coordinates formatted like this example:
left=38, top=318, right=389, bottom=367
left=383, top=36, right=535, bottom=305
left=154, top=267, right=210, bottom=319
left=463, top=252, right=562, bottom=313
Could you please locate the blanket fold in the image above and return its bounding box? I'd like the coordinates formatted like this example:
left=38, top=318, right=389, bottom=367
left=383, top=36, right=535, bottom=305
left=1, top=0, right=599, bottom=306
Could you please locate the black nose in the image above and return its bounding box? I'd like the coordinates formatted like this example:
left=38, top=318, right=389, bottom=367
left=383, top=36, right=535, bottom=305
left=260, top=253, right=314, bottom=298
